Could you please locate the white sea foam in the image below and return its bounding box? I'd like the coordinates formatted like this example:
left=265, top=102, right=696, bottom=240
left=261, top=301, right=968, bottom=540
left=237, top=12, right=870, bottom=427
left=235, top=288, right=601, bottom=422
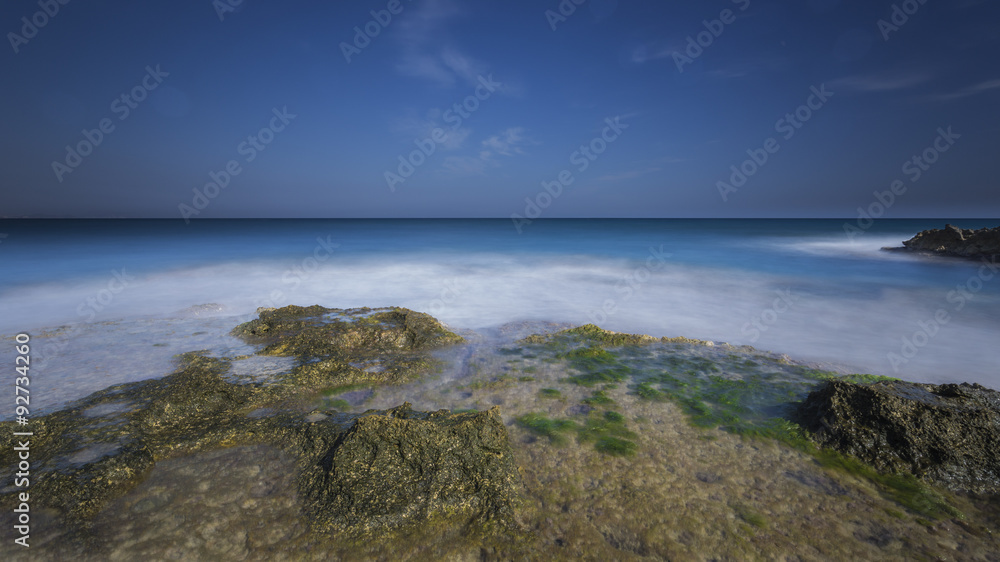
left=2, top=246, right=998, bottom=418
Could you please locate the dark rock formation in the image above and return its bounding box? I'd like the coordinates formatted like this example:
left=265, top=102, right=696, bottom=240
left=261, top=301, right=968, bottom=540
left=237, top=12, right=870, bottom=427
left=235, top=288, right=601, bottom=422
left=797, top=379, right=1000, bottom=494
left=893, top=224, right=1000, bottom=260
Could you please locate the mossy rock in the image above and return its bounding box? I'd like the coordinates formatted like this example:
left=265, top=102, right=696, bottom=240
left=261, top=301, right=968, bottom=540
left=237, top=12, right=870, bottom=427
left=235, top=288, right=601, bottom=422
left=231, top=305, right=463, bottom=387
left=232, top=305, right=463, bottom=356
left=518, top=323, right=714, bottom=349
left=300, top=403, right=519, bottom=535
left=798, top=380, right=1000, bottom=494
left=0, top=306, right=477, bottom=542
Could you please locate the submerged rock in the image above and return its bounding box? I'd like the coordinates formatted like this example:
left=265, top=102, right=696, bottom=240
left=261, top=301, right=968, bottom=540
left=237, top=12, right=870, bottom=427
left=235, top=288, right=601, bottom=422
left=797, top=379, right=1000, bottom=494
left=233, top=305, right=464, bottom=387
left=233, top=305, right=463, bottom=355
left=888, top=224, right=1000, bottom=260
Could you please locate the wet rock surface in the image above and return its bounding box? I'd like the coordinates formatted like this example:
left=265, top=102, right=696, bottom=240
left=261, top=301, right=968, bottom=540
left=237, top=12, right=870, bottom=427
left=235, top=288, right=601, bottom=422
left=889, top=224, right=1000, bottom=259
left=798, top=379, right=1000, bottom=494
left=232, top=305, right=464, bottom=387
left=302, top=403, right=518, bottom=535
left=0, top=306, right=500, bottom=547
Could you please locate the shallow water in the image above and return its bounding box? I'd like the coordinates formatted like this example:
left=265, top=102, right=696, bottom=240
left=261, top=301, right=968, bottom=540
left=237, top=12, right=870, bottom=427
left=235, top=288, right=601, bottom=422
left=3, top=321, right=997, bottom=561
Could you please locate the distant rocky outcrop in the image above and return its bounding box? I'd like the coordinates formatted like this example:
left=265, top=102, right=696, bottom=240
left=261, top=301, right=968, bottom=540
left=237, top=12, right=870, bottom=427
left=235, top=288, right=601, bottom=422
left=890, top=224, right=1000, bottom=260
left=797, top=379, right=1000, bottom=495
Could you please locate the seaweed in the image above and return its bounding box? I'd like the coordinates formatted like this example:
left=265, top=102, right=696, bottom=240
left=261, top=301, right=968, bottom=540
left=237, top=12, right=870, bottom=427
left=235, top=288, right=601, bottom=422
left=594, top=436, right=638, bottom=457
left=732, top=503, right=768, bottom=528
left=515, top=413, right=578, bottom=446
left=539, top=388, right=562, bottom=399
left=581, top=390, right=615, bottom=406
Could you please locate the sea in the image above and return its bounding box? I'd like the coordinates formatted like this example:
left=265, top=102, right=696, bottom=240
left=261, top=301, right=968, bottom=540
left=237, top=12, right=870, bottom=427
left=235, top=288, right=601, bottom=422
left=1, top=218, right=998, bottom=419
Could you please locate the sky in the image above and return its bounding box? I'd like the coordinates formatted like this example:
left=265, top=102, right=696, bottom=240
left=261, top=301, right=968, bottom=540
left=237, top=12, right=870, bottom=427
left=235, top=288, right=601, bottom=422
left=1, top=0, right=998, bottom=219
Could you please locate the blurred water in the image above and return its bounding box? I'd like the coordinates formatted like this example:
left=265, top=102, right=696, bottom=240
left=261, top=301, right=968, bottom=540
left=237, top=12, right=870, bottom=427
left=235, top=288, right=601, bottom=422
left=0, top=218, right=997, bottom=418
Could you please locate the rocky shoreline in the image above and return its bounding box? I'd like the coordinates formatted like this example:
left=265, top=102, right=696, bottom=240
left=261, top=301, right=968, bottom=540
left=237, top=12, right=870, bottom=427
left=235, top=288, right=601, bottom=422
left=884, top=224, right=1000, bottom=260
left=2, top=305, right=998, bottom=559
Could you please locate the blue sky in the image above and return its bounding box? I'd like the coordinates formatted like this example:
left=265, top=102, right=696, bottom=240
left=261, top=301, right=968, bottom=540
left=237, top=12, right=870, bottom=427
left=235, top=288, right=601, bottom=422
left=1, top=0, right=998, bottom=218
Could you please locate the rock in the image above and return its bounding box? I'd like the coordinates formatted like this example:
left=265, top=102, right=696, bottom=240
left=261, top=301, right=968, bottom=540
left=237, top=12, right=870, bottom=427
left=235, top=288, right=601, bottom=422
left=891, top=224, right=1000, bottom=260
left=232, top=305, right=464, bottom=354
left=0, top=306, right=473, bottom=539
left=797, top=379, right=1000, bottom=494
left=299, top=403, right=518, bottom=535
left=232, top=305, right=464, bottom=387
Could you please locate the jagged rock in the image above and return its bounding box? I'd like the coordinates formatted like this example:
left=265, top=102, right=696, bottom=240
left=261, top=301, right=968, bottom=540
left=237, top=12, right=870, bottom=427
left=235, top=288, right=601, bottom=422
left=797, top=379, right=1000, bottom=494
left=893, top=224, right=1000, bottom=260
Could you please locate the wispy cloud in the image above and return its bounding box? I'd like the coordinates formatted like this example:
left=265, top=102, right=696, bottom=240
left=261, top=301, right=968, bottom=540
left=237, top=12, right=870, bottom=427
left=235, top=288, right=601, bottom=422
left=595, top=167, right=663, bottom=183
left=925, top=79, right=1000, bottom=102
left=705, top=56, right=789, bottom=80
left=395, top=0, right=462, bottom=51
left=397, top=54, right=457, bottom=86
left=481, top=127, right=527, bottom=157
left=441, top=155, right=492, bottom=176
left=393, top=0, right=499, bottom=90
left=394, top=112, right=470, bottom=150
left=830, top=71, right=932, bottom=93
left=440, top=127, right=534, bottom=176
left=630, top=42, right=679, bottom=64
left=595, top=156, right=681, bottom=183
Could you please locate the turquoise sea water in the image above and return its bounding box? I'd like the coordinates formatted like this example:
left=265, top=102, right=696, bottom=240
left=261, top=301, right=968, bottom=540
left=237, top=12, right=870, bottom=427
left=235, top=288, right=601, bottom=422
left=1, top=218, right=998, bottom=416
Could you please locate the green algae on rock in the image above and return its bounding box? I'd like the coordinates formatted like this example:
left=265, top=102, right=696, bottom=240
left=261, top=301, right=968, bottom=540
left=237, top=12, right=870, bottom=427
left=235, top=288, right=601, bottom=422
left=231, top=305, right=464, bottom=389
left=0, top=305, right=481, bottom=544
left=301, top=403, right=519, bottom=535
left=797, top=379, right=1000, bottom=495
left=510, top=323, right=992, bottom=518
left=233, top=305, right=463, bottom=355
